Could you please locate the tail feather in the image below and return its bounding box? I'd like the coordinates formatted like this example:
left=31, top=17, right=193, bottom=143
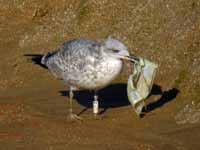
left=41, top=54, right=48, bottom=65
left=41, top=52, right=53, bottom=65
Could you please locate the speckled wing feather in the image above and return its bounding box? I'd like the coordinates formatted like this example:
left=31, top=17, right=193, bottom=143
left=43, top=39, right=102, bottom=84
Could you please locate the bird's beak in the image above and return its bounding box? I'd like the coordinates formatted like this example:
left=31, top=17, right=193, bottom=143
left=123, top=55, right=140, bottom=64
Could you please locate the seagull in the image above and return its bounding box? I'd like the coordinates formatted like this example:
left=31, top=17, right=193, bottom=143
left=41, top=37, right=137, bottom=120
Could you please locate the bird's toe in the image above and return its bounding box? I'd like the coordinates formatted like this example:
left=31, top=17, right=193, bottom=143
left=69, top=113, right=83, bottom=122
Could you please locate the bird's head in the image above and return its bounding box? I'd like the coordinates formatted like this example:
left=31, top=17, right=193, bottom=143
left=102, top=37, right=139, bottom=63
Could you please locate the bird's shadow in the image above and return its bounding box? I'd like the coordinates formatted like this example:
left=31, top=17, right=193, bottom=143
left=59, top=84, right=180, bottom=116
left=24, top=53, right=180, bottom=117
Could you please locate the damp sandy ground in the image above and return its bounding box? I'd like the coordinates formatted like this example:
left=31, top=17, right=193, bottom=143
left=0, top=0, right=200, bottom=149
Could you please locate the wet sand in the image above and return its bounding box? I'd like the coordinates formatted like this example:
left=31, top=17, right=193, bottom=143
left=0, top=0, right=200, bottom=149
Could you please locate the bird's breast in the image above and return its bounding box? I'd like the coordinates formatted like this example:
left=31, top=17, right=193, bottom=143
left=78, top=57, right=123, bottom=90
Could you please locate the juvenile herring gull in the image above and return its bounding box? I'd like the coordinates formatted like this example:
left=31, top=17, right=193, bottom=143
left=41, top=37, right=136, bottom=120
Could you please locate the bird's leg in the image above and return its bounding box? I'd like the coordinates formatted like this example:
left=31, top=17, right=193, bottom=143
left=143, top=100, right=147, bottom=112
left=93, top=91, right=99, bottom=117
left=69, top=88, right=82, bottom=121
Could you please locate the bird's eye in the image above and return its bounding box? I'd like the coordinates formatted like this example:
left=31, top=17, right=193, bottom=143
left=111, top=49, right=120, bottom=53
